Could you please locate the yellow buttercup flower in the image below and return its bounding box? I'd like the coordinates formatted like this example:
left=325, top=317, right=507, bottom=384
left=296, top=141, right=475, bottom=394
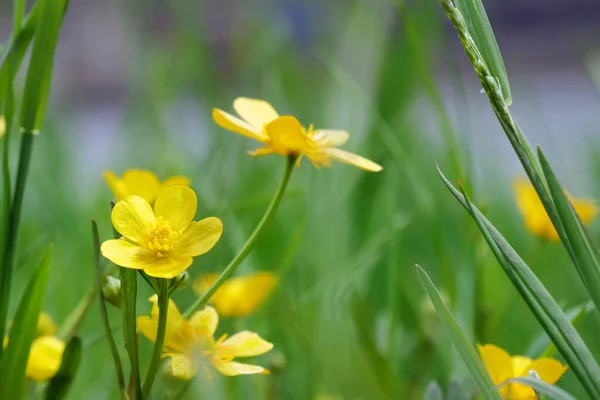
left=37, top=312, right=57, bottom=337
left=101, top=186, right=223, bottom=279
left=193, top=272, right=277, bottom=317
left=212, top=97, right=382, bottom=171
left=26, top=336, right=65, bottom=381
left=104, top=169, right=191, bottom=205
left=478, top=344, right=568, bottom=399
left=0, top=115, right=5, bottom=138
left=513, top=178, right=598, bottom=241
left=138, top=296, right=273, bottom=380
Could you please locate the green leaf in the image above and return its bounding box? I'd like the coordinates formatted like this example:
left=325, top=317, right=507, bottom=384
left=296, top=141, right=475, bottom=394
left=20, top=0, right=68, bottom=132
left=44, top=337, right=82, bottom=400
left=499, top=377, right=576, bottom=400
left=538, top=147, right=600, bottom=315
left=437, top=166, right=600, bottom=398
left=0, top=245, right=52, bottom=398
left=416, top=265, right=502, bottom=400
left=453, top=0, right=511, bottom=104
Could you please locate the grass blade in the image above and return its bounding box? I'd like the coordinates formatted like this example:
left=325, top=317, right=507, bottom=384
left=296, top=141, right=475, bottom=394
left=44, top=336, right=82, bottom=400
left=416, top=265, right=501, bottom=400
left=0, top=245, right=52, bottom=398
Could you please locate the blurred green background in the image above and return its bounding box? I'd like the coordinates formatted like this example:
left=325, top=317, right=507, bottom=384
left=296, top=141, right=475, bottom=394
left=3, top=0, right=600, bottom=398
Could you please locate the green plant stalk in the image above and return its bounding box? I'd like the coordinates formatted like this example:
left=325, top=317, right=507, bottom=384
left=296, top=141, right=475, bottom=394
left=142, top=278, right=169, bottom=398
left=184, top=154, right=296, bottom=317
left=92, top=221, right=127, bottom=399
left=0, top=132, right=34, bottom=361
left=55, top=284, right=97, bottom=340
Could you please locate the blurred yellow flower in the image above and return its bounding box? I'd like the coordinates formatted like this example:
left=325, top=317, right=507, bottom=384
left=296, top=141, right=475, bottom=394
left=0, top=115, right=5, bottom=138
left=37, top=312, right=57, bottom=337
left=138, top=296, right=273, bottom=380
left=193, top=272, right=277, bottom=317
left=104, top=169, right=191, bottom=205
left=26, top=336, right=65, bottom=381
left=513, top=178, right=598, bottom=241
left=213, top=97, right=382, bottom=171
left=478, top=344, right=567, bottom=399
left=101, top=186, right=223, bottom=279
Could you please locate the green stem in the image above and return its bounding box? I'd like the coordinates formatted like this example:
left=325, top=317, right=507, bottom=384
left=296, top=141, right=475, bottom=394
left=0, top=132, right=34, bottom=361
left=143, top=278, right=170, bottom=398
left=184, top=155, right=296, bottom=318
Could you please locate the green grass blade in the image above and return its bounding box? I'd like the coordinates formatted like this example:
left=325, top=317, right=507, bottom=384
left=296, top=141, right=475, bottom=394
left=0, top=245, right=52, bottom=398
left=453, top=0, right=511, bottom=104
left=538, top=147, right=600, bottom=313
left=437, top=166, right=600, bottom=398
left=19, top=0, right=67, bottom=132
left=416, top=265, right=501, bottom=400
left=499, top=378, right=576, bottom=400
left=44, top=336, right=82, bottom=400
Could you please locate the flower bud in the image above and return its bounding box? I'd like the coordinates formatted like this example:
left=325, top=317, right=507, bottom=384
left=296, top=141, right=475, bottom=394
left=102, top=276, right=122, bottom=309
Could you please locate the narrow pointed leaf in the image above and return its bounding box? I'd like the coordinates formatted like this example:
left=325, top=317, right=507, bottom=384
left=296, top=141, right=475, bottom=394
left=0, top=246, right=52, bottom=398
left=416, top=265, right=502, bottom=400
left=44, top=337, right=82, bottom=400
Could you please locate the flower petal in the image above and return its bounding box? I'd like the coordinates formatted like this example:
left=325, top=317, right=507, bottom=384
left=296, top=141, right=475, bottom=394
left=100, top=239, right=154, bottom=269
left=233, top=97, right=279, bottom=130
left=525, top=358, right=568, bottom=384
left=162, top=176, right=192, bottom=188
left=312, top=130, right=349, bottom=146
left=138, top=296, right=191, bottom=354
left=189, top=306, right=219, bottom=338
left=175, top=217, right=223, bottom=257
left=139, top=255, right=194, bottom=279
left=37, top=312, right=57, bottom=337
left=104, top=170, right=126, bottom=201
left=477, top=344, right=513, bottom=386
left=154, top=186, right=197, bottom=232
left=218, top=331, right=273, bottom=358
left=212, top=108, right=267, bottom=142
left=212, top=359, right=269, bottom=376
left=122, top=170, right=162, bottom=204
left=321, top=147, right=382, bottom=172
left=166, top=353, right=197, bottom=380
left=265, top=116, right=309, bottom=154
left=26, top=336, right=65, bottom=381
left=572, top=197, right=598, bottom=225
left=111, top=196, right=156, bottom=243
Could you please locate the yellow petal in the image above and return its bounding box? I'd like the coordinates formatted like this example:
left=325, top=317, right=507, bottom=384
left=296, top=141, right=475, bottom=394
left=477, top=344, right=513, bottom=386
left=100, top=239, right=154, bottom=269
left=166, top=353, right=197, bottom=380
left=217, top=331, right=273, bottom=358
left=212, top=108, right=267, bottom=142
left=233, top=97, right=279, bottom=130
left=154, top=186, right=197, bottom=232
left=162, top=176, right=192, bottom=188
left=104, top=170, right=126, bottom=201
left=320, top=147, right=382, bottom=172
left=312, top=130, right=349, bottom=146
left=211, top=359, right=269, bottom=376
left=138, top=296, right=191, bottom=354
left=511, top=355, right=533, bottom=376
left=525, top=358, right=568, bottom=384
left=0, top=115, right=5, bottom=138
left=572, top=197, right=598, bottom=225
left=122, top=170, right=162, bottom=204
left=175, top=217, right=223, bottom=257
left=192, top=273, right=219, bottom=296
left=138, top=255, right=194, bottom=279
left=189, top=306, right=219, bottom=338
left=26, top=336, right=65, bottom=381
left=111, top=196, right=156, bottom=243
left=265, top=116, right=310, bottom=154
left=37, top=312, right=57, bottom=337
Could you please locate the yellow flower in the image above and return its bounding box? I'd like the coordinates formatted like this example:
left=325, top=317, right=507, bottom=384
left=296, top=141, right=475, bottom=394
left=0, top=115, right=5, bottom=138
left=104, top=169, right=191, bottom=205
left=26, top=336, right=65, bottom=381
left=138, top=296, right=273, bottom=380
left=37, top=312, right=57, bottom=337
left=101, top=186, right=223, bottom=279
left=478, top=344, right=568, bottom=399
left=193, top=272, right=277, bottom=317
left=513, top=178, right=598, bottom=241
left=212, top=97, right=382, bottom=171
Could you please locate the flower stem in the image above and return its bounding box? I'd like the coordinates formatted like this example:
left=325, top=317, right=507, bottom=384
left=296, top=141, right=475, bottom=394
left=0, top=132, right=34, bottom=361
left=142, top=278, right=170, bottom=398
left=184, top=155, right=296, bottom=318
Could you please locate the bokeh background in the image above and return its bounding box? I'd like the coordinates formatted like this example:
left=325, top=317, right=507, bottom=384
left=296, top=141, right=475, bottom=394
left=2, top=0, right=600, bottom=398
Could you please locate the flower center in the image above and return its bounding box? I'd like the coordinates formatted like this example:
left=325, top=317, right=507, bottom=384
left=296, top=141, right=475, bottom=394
left=145, top=217, right=181, bottom=257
